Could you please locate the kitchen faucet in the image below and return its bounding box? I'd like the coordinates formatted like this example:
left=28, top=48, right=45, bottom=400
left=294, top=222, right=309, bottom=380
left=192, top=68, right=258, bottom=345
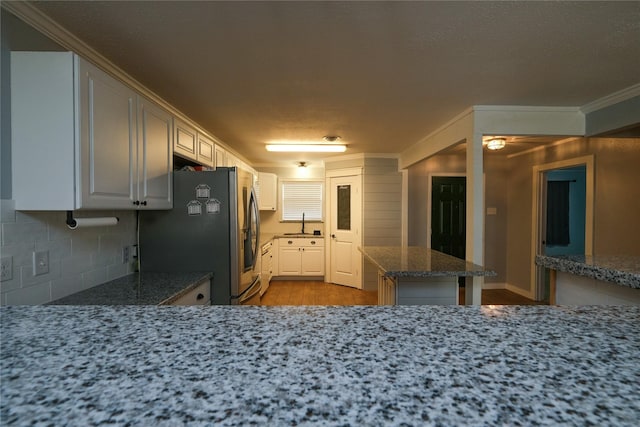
left=301, top=212, right=305, bottom=234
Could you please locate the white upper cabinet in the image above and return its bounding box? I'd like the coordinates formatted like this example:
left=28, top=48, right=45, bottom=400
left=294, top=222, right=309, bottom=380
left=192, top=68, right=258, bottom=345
left=136, top=96, right=173, bottom=209
left=174, top=118, right=215, bottom=168
left=197, top=133, right=215, bottom=168
left=215, top=145, right=226, bottom=168
left=256, top=172, right=277, bottom=211
left=80, top=58, right=137, bottom=208
left=173, top=118, right=197, bottom=161
left=11, top=51, right=172, bottom=210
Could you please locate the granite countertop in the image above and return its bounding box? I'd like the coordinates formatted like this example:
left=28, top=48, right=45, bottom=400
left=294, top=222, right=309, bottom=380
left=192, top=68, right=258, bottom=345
left=360, top=246, right=496, bottom=278
left=536, top=254, right=640, bottom=289
left=1, top=305, right=639, bottom=426
left=48, top=272, right=213, bottom=305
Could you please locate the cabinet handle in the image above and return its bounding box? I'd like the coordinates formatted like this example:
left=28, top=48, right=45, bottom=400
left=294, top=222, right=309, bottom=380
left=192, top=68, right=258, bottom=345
left=133, top=200, right=140, bottom=206
left=311, top=240, right=316, bottom=245
left=196, top=293, right=204, bottom=300
left=141, top=201, right=148, bottom=206
left=288, top=240, right=293, bottom=244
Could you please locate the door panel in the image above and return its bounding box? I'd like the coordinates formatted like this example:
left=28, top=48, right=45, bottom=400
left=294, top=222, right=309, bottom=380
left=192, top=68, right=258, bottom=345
left=431, top=176, right=466, bottom=260
left=329, top=175, right=362, bottom=289
left=334, top=241, right=354, bottom=274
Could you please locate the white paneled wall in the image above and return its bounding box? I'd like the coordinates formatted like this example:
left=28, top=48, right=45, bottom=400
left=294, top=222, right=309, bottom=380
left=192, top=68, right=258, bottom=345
left=0, top=199, right=137, bottom=305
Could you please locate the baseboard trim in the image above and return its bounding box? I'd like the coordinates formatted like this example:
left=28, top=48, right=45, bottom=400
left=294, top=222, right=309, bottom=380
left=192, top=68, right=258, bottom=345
left=272, top=276, right=325, bottom=281
left=505, top=283, right=535, bottom=300
left=482, top=282, right=506, bottom=290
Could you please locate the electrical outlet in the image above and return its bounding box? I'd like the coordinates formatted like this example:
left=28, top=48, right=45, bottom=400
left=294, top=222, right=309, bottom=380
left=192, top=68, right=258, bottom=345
left=33, top=251, right=49, bottom=276
left=122, top=246, right=130, bottom=264
left=1, top=256, right=13, bottom=281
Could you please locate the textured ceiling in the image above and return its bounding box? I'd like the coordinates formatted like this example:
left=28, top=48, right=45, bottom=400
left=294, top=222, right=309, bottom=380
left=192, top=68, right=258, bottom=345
left=22, top=1, right=640, bottom=165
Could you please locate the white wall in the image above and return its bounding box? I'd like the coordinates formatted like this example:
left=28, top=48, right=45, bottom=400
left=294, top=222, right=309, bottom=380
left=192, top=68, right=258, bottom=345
left=257, top=165, right=325, bottom=236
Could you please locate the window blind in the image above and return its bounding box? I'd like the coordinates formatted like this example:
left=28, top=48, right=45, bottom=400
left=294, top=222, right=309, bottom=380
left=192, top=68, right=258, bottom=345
left=281, top=180, right=323, bottom=221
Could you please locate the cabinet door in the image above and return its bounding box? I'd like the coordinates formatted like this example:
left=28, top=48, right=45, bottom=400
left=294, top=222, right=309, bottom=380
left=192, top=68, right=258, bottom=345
left=138, top=97, right=173, bottom=209
left=301, top=246, right=325, bottom=275
left=215, top=145, right=226, bottom=168
left=79, top=60, right=137, bottom=209
left=279, top=246, right=302, bottom=275
left=257, top=172, right=277, bottom=211
left=173, top=118, right=197, bottom=161
left=197, top=133, right=215, bottom=167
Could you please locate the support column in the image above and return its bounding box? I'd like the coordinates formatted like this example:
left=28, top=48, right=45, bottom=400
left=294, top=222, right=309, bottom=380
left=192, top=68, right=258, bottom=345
left=465, top=131, right=485, bottom=305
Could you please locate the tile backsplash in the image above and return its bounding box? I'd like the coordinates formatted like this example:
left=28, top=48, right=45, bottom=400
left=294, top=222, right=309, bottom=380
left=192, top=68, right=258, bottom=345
left=0, top=199, right=137, bottom=305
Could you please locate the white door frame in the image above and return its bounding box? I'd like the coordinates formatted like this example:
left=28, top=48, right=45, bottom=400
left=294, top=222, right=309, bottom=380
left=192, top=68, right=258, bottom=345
left=531, top=155, right=594, bottom=300
left=325, top=167, right=363, bottom=288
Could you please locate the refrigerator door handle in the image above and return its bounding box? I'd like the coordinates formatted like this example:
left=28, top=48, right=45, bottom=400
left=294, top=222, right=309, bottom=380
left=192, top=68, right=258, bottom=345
left=249, top=186, right=260, bottom=270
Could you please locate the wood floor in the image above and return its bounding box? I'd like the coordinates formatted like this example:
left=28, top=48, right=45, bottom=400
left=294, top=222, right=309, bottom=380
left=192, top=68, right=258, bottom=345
left=260, top=280, right=544, bottom=306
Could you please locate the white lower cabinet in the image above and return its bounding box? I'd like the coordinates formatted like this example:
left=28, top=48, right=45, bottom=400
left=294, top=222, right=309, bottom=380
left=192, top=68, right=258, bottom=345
left=378, top=271, right=397, bottom=305
left=167, top=279, right=211, bottom=306
left=277, top=238, right=324, bottom=276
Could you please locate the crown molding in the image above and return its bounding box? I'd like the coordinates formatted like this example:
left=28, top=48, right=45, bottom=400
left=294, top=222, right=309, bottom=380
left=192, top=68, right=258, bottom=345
left=580, top=83, right=640, bottom=114
left=1, top=1, right=252, bottom=163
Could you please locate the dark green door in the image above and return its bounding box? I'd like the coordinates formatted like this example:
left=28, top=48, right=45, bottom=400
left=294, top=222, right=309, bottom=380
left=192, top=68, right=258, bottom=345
left=431, top=176, right=466, bottom=260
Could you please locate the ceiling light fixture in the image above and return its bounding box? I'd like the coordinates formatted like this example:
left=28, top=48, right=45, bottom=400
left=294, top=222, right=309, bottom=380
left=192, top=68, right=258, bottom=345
left=298, top=161, right=307, bottom=168
left=485, top=137, right=507, bottom=151
left=323, top=135, right=341, bottom=142
left=265, top=144, right=346, bottom=153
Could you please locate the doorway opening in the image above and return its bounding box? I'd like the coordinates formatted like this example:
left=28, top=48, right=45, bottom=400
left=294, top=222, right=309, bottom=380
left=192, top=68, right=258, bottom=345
left=532, top=156, right=594, bottom=301
left=430, top=175, right=466, bottom=286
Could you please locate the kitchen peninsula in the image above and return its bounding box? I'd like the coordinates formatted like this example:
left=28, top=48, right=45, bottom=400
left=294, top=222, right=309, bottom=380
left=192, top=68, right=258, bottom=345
left=1, top=305, right=638, bottom=425
left=360, top=246, right=496, bottom=305
left=536, top=254, right=640, bottom=305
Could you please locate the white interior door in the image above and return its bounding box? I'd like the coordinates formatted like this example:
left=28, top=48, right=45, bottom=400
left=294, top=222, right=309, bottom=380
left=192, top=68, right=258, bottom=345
left=328, top=174, right=362, bottom=289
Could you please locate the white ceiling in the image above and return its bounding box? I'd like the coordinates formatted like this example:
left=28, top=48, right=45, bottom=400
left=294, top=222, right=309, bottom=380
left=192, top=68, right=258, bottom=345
left=22, top=1, right=640, bottom=166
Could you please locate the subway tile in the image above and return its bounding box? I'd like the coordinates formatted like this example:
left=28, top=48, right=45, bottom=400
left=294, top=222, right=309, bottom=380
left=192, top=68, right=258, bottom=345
left=20, top=259, right=61, bottom=287
left=0, top=200, right=16, bottom=223
left=71, top=235, right=99, bottom=255
left=83, top=267, right=108, bottom=289
left=61, top=254, right=93, bottom=277
left=92, top=252, right=117, bottom=268
left=0, top=241, right=36, bottom=267
left=99, top=234, right=123, bottom=259
left=36, top=238, right=72, bottom=262
left=5, top=281, right=51, bottom=305
left=2, top=221, right=48, bottom=245
left=0, top=273, right=21, bottom=293
left=49, top=221, right=74, bottom=242
left=107, top=263, right=130, bottom=281
left=51, top=275, right=85, bottom=301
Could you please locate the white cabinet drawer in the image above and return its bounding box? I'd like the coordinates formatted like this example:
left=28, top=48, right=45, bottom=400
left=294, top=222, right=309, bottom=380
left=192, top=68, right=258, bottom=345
left=169, top=279, right=211, bottom=306
left=279, top=238, right=324, bottom=247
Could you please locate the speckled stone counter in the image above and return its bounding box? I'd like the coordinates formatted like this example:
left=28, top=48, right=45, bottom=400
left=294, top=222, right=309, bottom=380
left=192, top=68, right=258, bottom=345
left=536, top=255, right=640, bottom=305
left=2, top=305, right=639, bottom=426
left=536, top=254, right=640, bottom=289
left=48, top=272, right=212, bottom=305
left=360, top=246, right=496, bottom=278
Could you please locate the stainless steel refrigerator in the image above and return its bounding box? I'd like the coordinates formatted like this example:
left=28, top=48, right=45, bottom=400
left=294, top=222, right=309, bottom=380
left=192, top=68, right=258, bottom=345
left=139, top=168, right=260, bottom=304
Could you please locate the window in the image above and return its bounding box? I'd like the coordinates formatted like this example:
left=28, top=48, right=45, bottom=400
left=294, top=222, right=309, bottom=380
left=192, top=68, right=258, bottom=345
left=280, top=180, right=323, bottom=221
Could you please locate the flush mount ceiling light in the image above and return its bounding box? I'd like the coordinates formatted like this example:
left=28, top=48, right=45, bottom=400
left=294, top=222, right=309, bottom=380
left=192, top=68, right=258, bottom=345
left=298, top=161, right=308, bottom=168
left=322, top=135, right=341, bottom=142
left=485, top=137, right=507, bottom=151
